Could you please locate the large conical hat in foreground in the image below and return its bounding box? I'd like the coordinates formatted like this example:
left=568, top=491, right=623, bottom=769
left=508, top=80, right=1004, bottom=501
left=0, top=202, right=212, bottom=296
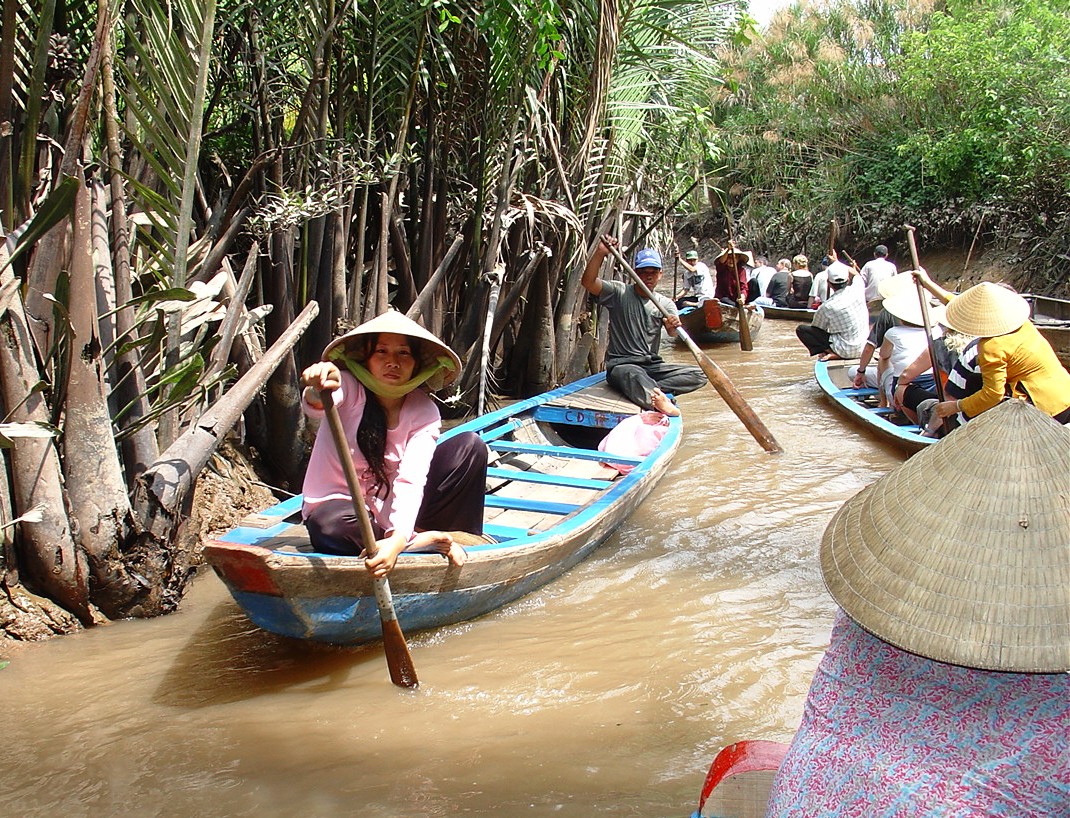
left=821, top=399, right=1070, bottom=672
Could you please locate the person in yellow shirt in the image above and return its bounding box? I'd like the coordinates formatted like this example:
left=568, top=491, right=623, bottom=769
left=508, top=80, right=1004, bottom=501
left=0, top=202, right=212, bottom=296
left=915, top=277, right=1070, bottom=424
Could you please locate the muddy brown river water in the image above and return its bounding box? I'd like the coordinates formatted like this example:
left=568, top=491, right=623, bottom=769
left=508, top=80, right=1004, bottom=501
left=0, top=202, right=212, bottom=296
left=0, top=318, right=905, bottom=818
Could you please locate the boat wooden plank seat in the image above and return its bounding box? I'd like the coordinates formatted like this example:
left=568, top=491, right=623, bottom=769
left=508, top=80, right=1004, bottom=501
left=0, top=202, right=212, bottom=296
left=225, top=522, right=311, bottom=550
left=485, top=466, right=611, bottom=490
left=478, top=417, right=525, bottom=443
left=489, top=440, right=642, bottom=467
left=483, top=522, right=536, bottom=541
left=531, top=403, right=634, bottom=430
left=543, top=379, right=641, bottom=416
left=236, top=494, right=304, bottom=529
left=482, top=505, right=559, bottom=533
left=484, top=495, right=579, bottom=515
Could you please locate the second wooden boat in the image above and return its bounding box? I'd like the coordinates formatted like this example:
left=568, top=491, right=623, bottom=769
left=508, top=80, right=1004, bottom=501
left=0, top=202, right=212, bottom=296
left=759, top=303, right=815, bottom=322
left=815, top=359, right=935, bottom=453
left=675, top=299, right=763, bottom=345
left=203, top=373, right=681, bottom=645
left=1024, top=292, right=1070, bottom=372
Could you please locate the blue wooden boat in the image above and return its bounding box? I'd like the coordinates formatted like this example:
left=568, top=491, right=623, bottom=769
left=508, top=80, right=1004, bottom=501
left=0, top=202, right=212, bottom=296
left=815, top=359, right=935, bottom=453
left=203, top=373, right=681, bottom=645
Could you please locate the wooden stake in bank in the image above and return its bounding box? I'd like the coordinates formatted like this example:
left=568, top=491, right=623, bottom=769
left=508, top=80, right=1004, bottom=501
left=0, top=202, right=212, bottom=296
left=321, top=389, right=419, bottom=689
left=604, top=242, right=783, bottom=454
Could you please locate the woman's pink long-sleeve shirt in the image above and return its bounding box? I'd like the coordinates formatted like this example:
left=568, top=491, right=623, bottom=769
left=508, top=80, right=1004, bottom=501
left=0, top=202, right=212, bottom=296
left=301, top=371, right=441, bottom=541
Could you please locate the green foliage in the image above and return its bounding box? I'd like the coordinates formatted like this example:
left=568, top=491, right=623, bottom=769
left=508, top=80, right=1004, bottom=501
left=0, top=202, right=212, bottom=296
left=895, top=0, right=1070, bottom=199
left=704, top=0, right=1070, bottom=276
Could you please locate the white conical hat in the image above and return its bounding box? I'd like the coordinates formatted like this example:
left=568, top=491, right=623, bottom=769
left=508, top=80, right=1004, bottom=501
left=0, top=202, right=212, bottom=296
left=876, top=272, right=917, bottom=300
left=322, top=309, right=461, bottom=389
left=821, top=399, right=1070, bottom=672
left=881, top=291, right=946, bottom=328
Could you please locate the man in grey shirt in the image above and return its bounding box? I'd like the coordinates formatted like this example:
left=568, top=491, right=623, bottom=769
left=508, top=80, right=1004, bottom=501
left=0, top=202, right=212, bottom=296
left=582, top=237, right=707, bottom=412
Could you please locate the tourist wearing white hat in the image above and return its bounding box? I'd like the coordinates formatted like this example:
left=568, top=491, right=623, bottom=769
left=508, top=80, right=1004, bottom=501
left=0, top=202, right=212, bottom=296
left=874, top=291, right=945, bottom=408
left=676, top=247, right=715, bottom=304
left=300, top=309, right=488, bottom=575
left=794, top=262, right=869, bottom=361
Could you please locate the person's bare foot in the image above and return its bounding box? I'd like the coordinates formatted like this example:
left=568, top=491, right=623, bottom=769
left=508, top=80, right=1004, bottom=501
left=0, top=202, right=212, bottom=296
left=650, top=388, right=680, bottom=417
left=409, top=530, right=467, bottom=567
left=818, top=352, right=843, bottom=362
left=445, top=542, right=468, bottom=567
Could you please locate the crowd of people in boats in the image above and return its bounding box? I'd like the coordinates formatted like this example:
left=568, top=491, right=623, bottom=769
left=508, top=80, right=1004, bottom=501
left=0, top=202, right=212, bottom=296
left=656, top=236, right=1070, bottom=436
left=675, top=242, right=896, bottom=312
left=787, top=248, right=1070, bottom=434
left=300, top=235, right=1069, bottom=581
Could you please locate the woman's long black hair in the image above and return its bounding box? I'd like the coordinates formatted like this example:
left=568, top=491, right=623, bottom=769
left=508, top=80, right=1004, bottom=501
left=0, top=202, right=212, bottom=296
left=354, top=333, right=425, bottom=494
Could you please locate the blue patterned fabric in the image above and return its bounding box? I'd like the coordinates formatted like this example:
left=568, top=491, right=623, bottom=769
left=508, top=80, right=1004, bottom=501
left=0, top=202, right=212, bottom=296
left=767, top=611, right=1070, bottom=816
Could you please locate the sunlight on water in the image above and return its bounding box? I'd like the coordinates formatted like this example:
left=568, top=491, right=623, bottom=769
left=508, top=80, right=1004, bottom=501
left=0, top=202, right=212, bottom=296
left=0, top=321, right=905, bottom=818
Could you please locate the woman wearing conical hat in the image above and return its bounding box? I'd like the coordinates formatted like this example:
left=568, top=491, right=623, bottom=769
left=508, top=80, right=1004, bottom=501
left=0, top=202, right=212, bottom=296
left=914, top=274, right=1070, bottom=424
left=712, top=243, right=754, bottom=303
left=300, top=309, right=488, bottom=576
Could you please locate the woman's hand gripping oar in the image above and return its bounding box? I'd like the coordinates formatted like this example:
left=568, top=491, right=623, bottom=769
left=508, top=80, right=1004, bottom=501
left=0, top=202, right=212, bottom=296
left=603, top=241, right=782, bottom=454
left=320, top=388, right=419, bottom=689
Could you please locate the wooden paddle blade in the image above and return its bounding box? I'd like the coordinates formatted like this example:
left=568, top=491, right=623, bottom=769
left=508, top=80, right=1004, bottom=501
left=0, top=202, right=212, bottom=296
left=381, top=617, right=419, bottom=688
left=677, top=328, right=782, bottom=453
left=321, top=391, right=419, bottom=688
left=736, top=297, right=753, bottom=351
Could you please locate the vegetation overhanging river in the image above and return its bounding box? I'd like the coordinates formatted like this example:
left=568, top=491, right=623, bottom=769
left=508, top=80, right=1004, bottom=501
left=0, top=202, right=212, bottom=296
left=1, top=318, right=906, bottom=817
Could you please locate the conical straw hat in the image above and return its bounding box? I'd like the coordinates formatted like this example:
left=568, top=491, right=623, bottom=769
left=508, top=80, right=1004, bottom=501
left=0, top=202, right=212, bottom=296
left=881, top=291, right=946, bottom=328
left=943, top=281, right=1031, bottom=337
left=876, top=271, right=916, bottom=301
left=821, top=399, right=1070, bottom=672
left=715, top=246, right=755, bottom=267
left=322, top=309, right=462, bottom=389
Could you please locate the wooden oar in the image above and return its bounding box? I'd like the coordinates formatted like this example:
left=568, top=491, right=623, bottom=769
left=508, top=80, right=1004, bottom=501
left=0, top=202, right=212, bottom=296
left=320, top=389, right=419, bottom=689
left=672, top=243, right=679, bottom=301
left=717, top=194, right=753, bottom=352
left=604, top=242, right=782, bottom=454
left=903, top=224, right=951, bottom=436
left=903, top=225, right=946, bottom=403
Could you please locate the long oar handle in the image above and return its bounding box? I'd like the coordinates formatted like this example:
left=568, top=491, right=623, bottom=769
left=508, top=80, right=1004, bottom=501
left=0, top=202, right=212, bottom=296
left=320, top=389, right=419, bottom=689
left=603, top=242, right=782, bottom=454
left=903, top=225, right=947, bottom=403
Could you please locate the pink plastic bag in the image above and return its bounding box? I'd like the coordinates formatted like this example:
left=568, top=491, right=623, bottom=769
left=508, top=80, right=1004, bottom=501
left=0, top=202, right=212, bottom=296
left=597, top=411, right=670, bottom=475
